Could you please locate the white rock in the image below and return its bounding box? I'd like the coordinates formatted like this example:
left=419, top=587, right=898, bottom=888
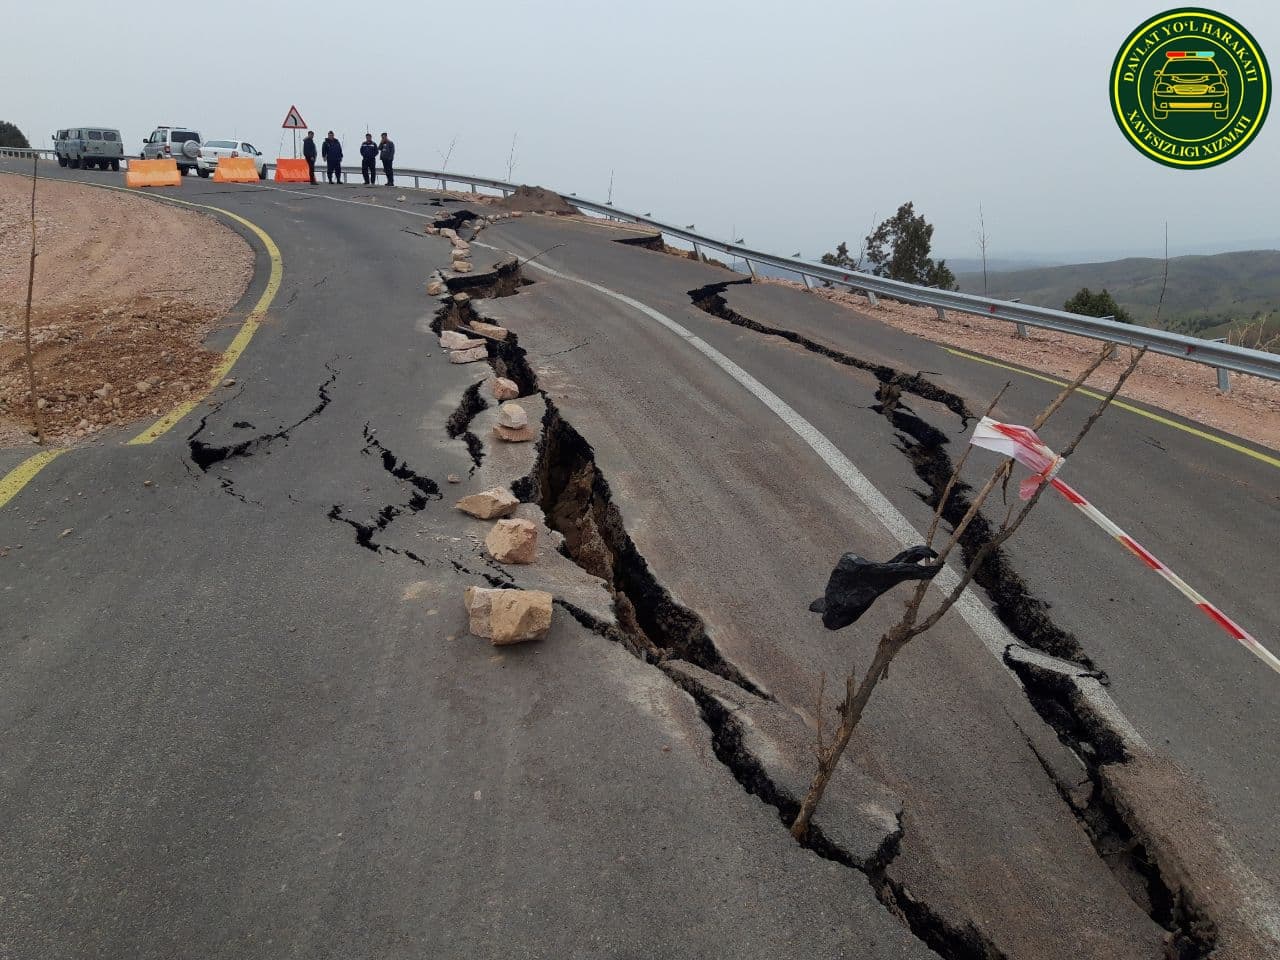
left=493, top=423, right=536, bottom=443
left=485, top=518, right=538, bottom=565
left=466, top=321, right=508, bottom=341
left=491, top=377, right=520, bottom=401
left=456, top=487, right=520, bottom=519
left=440, top=330, right=486, bottom=350
left=464, top=587, right=552, bottom=644
left=498, top=402, right=528, bottom=429
left=449, top=345, right=488, bottom=364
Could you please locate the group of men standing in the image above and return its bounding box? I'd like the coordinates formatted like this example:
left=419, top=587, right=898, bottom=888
left=301, top=130, right=396, bottom=186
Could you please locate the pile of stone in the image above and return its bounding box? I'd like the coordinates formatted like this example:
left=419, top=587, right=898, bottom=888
left=440, top=328, right=488, bottom=364
left=457, top=485, right=552, bottom=644
left=494, top=401, right=534, bottom=442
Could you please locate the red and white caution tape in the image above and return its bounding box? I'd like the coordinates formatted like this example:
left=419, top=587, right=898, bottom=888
left=970, top=417, right=1280, bottom=676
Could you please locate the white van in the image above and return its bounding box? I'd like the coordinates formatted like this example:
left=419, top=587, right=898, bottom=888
left=53, top=127, right=125, bottom=171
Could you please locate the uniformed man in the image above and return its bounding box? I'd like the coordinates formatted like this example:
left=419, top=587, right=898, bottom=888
left=302, top=131, right=318, bottom=184
left=359, top=133, right=379, bottom=185
left=321, top=131, right=343, bottom=184
left=378, top=132, right=395, bottom=187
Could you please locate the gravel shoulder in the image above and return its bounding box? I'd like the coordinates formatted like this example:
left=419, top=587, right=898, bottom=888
left=0, top=173, right=252, bottom=447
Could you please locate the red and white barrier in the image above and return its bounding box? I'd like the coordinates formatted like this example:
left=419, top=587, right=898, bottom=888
left=969, top=417, right=1279, bottom=676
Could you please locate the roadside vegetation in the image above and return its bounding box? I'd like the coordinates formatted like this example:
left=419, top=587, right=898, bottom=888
left=823, top=202, right=956, bottom=290
left=0, top=121, right=30, bottom=150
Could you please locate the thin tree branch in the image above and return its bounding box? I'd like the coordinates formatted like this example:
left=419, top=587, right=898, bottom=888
left=23, top=152, right=44, bottom=445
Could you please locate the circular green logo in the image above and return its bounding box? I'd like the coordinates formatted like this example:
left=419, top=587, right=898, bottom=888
left=1110, top=8, right=1270, bottom=168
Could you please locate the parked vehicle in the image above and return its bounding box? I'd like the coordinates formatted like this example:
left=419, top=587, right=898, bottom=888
left=196, top=139, right=268, bottom=179
left=140, top=126, right=203, bottom=175
left=52, top=127, right=124, bottom=170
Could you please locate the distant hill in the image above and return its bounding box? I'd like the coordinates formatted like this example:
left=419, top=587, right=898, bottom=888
left=956, top=250, right=1280, bottom=348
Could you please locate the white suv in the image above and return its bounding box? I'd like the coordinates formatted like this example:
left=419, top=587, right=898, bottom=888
left=196, top=139, right=268, bottom=179
left=140, top=127, right=202, bottom=175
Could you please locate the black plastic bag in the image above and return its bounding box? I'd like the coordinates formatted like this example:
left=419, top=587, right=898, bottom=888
left=809, top=546, right=940, bottom=630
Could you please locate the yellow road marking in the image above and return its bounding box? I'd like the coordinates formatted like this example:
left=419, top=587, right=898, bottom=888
left=943, top=347, right=1280, bottom=471
left=0, top=449, right=68, bottom=509
left=0, top=175, right=283, bottom=509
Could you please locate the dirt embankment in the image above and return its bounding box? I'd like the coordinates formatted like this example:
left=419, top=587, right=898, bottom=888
left=0, top=174, right=253, bottom=447
left=756, top=278, right=1280, bottom=453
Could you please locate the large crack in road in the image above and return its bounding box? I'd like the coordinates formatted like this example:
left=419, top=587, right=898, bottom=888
left=424, top=257, right=1024, bottom=960
left=684, top=277, right=1217, bottom=959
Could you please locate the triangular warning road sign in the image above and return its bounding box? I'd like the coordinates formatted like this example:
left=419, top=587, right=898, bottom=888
left=281, top=105, right=307, bottom=130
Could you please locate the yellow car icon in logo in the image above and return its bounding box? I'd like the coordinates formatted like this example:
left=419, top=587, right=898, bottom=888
left=1153, top=50, right=1230, bottom=120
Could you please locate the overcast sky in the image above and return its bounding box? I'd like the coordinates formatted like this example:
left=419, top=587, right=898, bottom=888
left=4, top=0, right=1277, bottom=264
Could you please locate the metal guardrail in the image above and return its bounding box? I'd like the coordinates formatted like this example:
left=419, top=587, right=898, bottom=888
left=9, top=149, right=1277, bottom=387
left=0, top=147, right=55, bottom=159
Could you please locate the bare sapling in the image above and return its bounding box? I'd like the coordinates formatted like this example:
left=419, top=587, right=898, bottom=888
left=22, top=152, right=44, bottom=444
left=791, top=342, right=1148, bottom=840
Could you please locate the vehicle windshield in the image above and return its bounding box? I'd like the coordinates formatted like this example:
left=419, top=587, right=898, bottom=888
left=172, top=131, right=199, bottom=144
left=102, top=131, right=118, bottom=142
left=1162, top=59, right=1217, bottom=76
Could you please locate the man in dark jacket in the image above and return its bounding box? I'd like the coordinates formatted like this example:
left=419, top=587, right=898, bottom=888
left=379, top=132, right=395, bottom=187
left=359, top=134, right=378, bottom=185
left=302, top=131, right=317, bottom=184
left=321, top=131, right=343, bottom=184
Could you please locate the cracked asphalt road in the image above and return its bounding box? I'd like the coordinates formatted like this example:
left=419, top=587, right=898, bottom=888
left=2, top=162, right=1277, bottom=959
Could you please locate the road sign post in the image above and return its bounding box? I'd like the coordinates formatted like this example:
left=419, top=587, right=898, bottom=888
left=281, top=105, right=307, bottom=158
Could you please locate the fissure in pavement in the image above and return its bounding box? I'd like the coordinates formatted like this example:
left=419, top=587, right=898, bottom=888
left=686, top=278, right=1216, bottom=959
left=440, top=262, right=1014, bottom=959
left=326, top=424, right=443, bottom=556
left=188, top=363, right=339, bottom=473
left=446, top=381, right=488, bottom=473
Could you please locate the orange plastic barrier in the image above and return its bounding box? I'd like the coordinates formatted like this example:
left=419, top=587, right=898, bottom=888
left=212, top=157, right=260, bottom=183
left=274, top=158, right=310, bottom=183
left=125, top=159, right=181, bottom=188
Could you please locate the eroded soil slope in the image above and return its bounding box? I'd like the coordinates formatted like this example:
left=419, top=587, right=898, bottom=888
left=0, top=173, right=252, bottom=445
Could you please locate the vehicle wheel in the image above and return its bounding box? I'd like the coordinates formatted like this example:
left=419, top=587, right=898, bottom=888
left=111, top=160, right=120, bottom=172
left=70, top=156, right=81, bottom=169
left=197, top=168, right=210, bottom=178
left=258, top=164, right=268, bottom=180
left=57, top=154, right=68, bottom=167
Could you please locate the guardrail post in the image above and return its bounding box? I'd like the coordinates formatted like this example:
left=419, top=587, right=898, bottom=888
left=413, top=175, right=419, bottom=189
left=934, top=305, right=946, bottom=321
left=1210, top=338, right=1230, bottom=392
left=693, top=241, right=705, bottom=262
left=440, top=177, right=447, bottom=191
left=866, top=290, right=878, bottom=306
left=744, top=258, right=757, bottom=278
left=801, top=274, right=813, bottom=290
